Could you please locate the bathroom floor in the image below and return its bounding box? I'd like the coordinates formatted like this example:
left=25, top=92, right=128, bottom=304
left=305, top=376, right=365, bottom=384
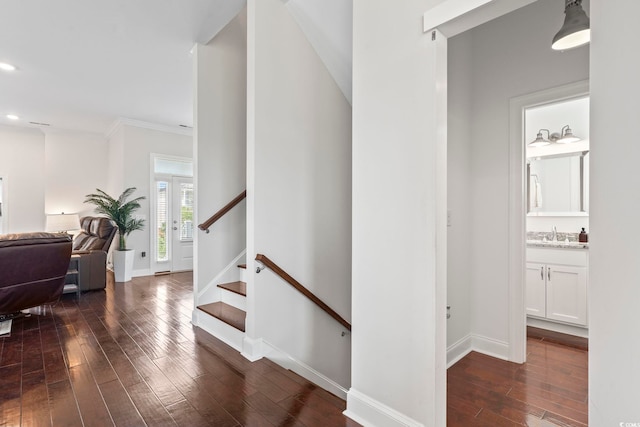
left=447, top=331, right=588, bottom=426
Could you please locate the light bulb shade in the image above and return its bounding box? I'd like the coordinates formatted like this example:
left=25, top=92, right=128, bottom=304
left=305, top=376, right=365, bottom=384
left=557, top=125, right=581, bottom=143
left=46, top=213, right=81, bottom=233
left=529, top=131, right=550, bottom=147
left=552, top=0, right=590, bottom=50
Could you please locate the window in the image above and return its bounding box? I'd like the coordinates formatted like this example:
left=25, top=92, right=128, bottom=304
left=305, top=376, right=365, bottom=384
left=179, top=182, right=194, bottom=241
left=156, top=181, right=168, bottom=262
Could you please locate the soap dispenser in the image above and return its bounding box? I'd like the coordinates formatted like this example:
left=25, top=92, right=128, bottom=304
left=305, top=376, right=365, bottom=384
left=579, top=227, right=588, bottom=243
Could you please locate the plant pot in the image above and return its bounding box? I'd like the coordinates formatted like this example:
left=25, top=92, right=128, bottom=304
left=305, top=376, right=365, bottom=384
left=113, top=249, right=134, bottom=282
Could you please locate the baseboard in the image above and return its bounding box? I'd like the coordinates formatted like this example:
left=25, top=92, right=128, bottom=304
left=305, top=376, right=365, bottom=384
left=261, top=340, right=348, bottom=400
left=447, top=334, right=473, bottom=368
left=241, top=336, right=265, bottom=362
left=527, top=317, right=588, bottom=338
left=344, top=388, right=425, bottom=427
left=192, top=309, right=244, bottom=352
left=471, top=333, right=510, bottom=361
left=132, top=268, right=152, bottom=278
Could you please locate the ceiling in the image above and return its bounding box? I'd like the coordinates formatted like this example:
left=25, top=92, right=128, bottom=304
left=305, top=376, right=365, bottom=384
left=0, top=0, right=352, bottom=136
left=0, top=0, right=245, bottom=135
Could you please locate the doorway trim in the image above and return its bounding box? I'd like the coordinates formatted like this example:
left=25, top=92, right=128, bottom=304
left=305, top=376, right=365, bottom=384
left=508, top=79, right=590, bottom=362
left=149, top=154, right=193, bottom=274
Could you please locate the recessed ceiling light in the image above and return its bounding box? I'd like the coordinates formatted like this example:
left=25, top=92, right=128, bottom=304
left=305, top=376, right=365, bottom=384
left=0, top=62, right=17, bottom=72
left=6, top=114, right=19, bottom=120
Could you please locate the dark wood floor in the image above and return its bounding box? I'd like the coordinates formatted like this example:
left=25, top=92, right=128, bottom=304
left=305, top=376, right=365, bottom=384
left=0, top=272, right=360, bottom=426
left=1, top=271, right=589, bottom=426
left=447, top=335, right=588, bottom=426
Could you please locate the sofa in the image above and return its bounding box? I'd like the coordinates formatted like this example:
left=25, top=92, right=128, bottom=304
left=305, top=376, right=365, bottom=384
left=0, top=232, right=72, bottom=316
left=66, top=216, right=117, bottom=291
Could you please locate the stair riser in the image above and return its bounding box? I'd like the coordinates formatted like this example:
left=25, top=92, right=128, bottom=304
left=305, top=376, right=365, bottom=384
left=193, top=309, right=244, bottom=351
left=221, top=290, right=247, bottom=311
left=239, top=267, right=247, bottom=282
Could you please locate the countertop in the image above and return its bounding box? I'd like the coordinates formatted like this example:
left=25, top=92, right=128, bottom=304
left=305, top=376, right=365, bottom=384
left=526, top=240, right=589, bottom=250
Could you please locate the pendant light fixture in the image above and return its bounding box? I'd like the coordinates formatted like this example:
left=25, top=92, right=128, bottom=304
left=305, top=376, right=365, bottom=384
left=552, top=0, right=590, bottom=51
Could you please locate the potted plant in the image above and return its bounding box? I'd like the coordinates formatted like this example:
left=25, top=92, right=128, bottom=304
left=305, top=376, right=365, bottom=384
left=84, top=187, right=145, bottom=282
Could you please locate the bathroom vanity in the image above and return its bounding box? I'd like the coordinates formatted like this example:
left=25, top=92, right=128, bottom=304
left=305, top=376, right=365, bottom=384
left=526, top=242, right=589, bottom=333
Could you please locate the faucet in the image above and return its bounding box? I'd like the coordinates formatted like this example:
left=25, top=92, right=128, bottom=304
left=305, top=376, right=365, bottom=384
left=551, top=226, right=558, bottom=242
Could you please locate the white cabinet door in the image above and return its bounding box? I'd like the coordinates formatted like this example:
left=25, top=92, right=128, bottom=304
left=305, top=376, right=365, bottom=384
left=526, top=262, right=546, bottom=317
left=546, top=265, right=587, bottom=326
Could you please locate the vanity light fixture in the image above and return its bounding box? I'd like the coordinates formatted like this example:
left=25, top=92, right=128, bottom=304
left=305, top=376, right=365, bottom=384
left=6, top=114, right=19, bottom=121
left=529, top=125, right=581, bottom=147
left=552, top=0, right=590, bottom=51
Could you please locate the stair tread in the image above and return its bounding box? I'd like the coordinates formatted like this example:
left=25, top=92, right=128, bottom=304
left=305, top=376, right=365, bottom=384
left=197, top=302, right=245, bottom=332
left=217, top=281, right=246, bottom=296
left=237, top=263, right=247, bottom=269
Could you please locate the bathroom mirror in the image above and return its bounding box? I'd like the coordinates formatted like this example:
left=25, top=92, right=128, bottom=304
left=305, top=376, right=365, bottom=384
left=527, top=150, right=589, bottom=216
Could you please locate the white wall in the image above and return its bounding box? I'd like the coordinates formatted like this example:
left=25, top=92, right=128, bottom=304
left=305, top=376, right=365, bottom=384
left=103, top=122, right=192, bottom=274
left=45, top=130, right=108, bottom=217
left=350, top=1, right=447, bottom=425
left=447, top=0, right=589, bottom=355
left=589, top=0, right=640, bottom=423
left=247, top=0, right=352, bottom=392
left=193, top=9, right=247, bottom=299
left=106, top=125, right=125, bottom=197
left=447, top=32, right=473, bottom=359
left=0, top=126, right=46, bottom=233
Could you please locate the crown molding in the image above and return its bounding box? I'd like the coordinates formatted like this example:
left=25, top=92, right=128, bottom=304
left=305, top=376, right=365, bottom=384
left=106, top=117, right=193, bottom=139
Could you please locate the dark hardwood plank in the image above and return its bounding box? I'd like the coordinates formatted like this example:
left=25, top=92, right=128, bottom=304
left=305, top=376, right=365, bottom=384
left=42, top=335, right=68, bottom=385
left=528, top=326, right=588, bottom=350
left=165, top=400, right=216, bottom=427
left=21, top=328, right=44, bottom=374
left=76, top=333, right=118, bottom=385
left=99, top=379, right=147, bottom=427
left=245, top=391, right=305, bottom=427
left=68, top=363, right=115, bottom=427
left=130, top=355, right=184, bottom=407
left=125, top=380, right=178, bottom=427
left=21, top=370, right=51, bottom=427
left=0, top=365, right=22, bottom=418
left=0, top=328, right=23, bottom=367
left=47, top=379, right=84, bottom=427
left=152, top=356, right=238, bottom=427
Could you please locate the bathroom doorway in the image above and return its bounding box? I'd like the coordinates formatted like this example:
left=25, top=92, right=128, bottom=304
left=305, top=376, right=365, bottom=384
left=518, top=82, right=590, bottom=341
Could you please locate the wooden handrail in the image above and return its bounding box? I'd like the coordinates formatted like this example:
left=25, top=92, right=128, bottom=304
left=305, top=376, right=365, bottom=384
left=198, top=190, right=246, bottom=233
left=255, top=253, right=351, bottom=331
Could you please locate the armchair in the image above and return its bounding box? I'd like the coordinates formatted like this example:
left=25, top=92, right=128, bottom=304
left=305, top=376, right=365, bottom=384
left=67, top=216, right=116, bottom=291
left=0, top=232, right=72, bottom=316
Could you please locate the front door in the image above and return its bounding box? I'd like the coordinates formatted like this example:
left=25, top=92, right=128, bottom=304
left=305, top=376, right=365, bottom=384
left=170, top=176, right=194, bottom=272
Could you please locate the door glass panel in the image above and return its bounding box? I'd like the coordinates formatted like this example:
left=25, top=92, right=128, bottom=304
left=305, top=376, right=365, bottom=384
left=156, top=181, right=168, bottom=262
left=179, top=183, right=194, bottom=241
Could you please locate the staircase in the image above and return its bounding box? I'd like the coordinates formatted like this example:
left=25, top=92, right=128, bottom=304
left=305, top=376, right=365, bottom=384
left=195, top=264, right=247, bottom=350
